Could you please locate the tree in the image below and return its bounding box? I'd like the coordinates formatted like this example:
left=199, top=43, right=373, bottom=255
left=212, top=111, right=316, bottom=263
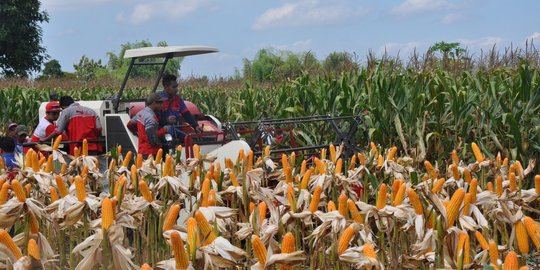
left=429, top=41, right=465, bottom=63
left=41, top=59, right=63, bottom=78
left=73, top=55, right=106, bottom=81
left=0, top=0, right=49, bottom=77
left=322, top=52, right=358, bottom=74
left=106, top=40, right=181, bottom=80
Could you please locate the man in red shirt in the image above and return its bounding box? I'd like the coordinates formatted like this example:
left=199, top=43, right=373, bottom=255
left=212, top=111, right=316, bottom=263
left=31, top=101, right=62, bottom=142
left=127, top=93, right=169, bottom=157
left=53, top=96, right=103, bottom=155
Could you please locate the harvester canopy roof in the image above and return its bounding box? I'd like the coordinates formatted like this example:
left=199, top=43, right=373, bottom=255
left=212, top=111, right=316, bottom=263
left=123, top=46, right=218, bottom=59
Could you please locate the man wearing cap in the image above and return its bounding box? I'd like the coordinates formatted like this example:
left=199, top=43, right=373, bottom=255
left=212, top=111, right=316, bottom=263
left=53, top=96, right=103, bottom=155
left=127, top=93, right=170, bottom=157
left=31, top=101, right=62, bottom=142
left=14, top=125, right=29, bottom=154
left=158, top=74, right=202, bottom=133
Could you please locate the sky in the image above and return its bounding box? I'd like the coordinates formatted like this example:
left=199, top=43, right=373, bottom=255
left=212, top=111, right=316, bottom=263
left=40, top=0, right=540, bottom=78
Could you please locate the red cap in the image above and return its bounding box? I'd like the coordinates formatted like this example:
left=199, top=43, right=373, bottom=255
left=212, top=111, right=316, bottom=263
left=46, top=101, right=62, bottom=112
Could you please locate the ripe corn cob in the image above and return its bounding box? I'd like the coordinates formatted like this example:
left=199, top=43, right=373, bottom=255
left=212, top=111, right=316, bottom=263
left=450, top=164, right=460, bottom=180
left=320, top=148, right=326, bottom=160
left=140, top=263, right=152, bottom=270
left=338, top=193, right=348, bottom=217
left=186, top=217, right=200, bottom=252
left=314, top=158, right=326, bottom=174
left=358, top=152, right=366, bottom=166
left=155, top=148, right=163, bottom=164
left=376, top=155, right=383, bottom=168
left=101, top=197, right=114, bottom=230
left=462, top=193, right=472, bottom=216
left=0, top=229, right=22, bottom=259
left=251, top=235, right=267, bottom=266
left=284, top=167, right=292, bottom=183
left=139, top=181, right=153, bottom=202
left=451, top=149, right=459, bottom=165
left=334, top=158, right=343, bottom=175
left=515, top=221, right=529, bottom=254
left=387, top=146, right=397, bottom=161
left=376, top=183, right=387, bottom=210
left=201, top=178, right=211, bottom=207
left=55, top=175, right=69, bottom=198
left=432, top=178, right=445, bottom=193
left=31, top=151, right=39, bottom=172
left=300, top=169, right=312, bottom=190
left=122, top=151, right=132, bottom=168
left=424, top=160, right=437, bottom=180
left=49, top=187, right=59, bottom=202
left=503, top=251, right=518, bottom=270
left=74, top=147, right=80, bottom=158
left=136, top=153, right=143, bottom=168
left=287, top=183, right=296, bottom=212
left=194, top=210, right=217, bottom=245
left=446, top=188, right=465, bottom=228
left=130, top=165, right=138, bottom=184
left=363, top=243, right=377, bottom=259
left=487, top=181, right=494, bottom=192
left=27, top=238, right=40, bottom=260
left=509, top=172, right=517, bottom=192
left=82, top=139, right=88, bottom=156
left=163, top=155, right=172, bottom=177
left=11, top=180, right=26, bottom=202
left=230, top=172, right=239, bottom=187
left=109, top=159, right=116, bottom=171
left=52, top=135, right=62, bottom=150
left=535, top=175, right=540, bottom=195
left=496, top=175, right=503, bottom=197
left=327, top=201, right=336, bottom=212
left=392, top=178, right=403, bottom=198
left=489, top=241, right=499, bottom=265
left=300, top=160, right=307, bottom=175
left=29, top=211, right=39, bottom=234
left=457, top=231, right=467, bottom=269
left=171, top=231, right=189, bottom=270
left=0, top=182, right=9, bottom=205
left=309, top=186, right=322, bottom=213
left=329, top=144, right=336, bottom=163
left=471, top=142, right=484, bottom=162
left=44, top=155, right=53, bottom=173
left=348, top=199, right=364, bottom=224
left=247, top=150, right=254, bottom=171
left=475, top=231, right=489, bottom=250
left=258, top=202, right=267, bottom=223
left=208, top=190, right=217, bottom=206
left=280, top=232, right=295, bottom=270
left=469, top=178, right=478, bottom=203
left=503, top=157, right=509, bottom=167
left=163, top=204, right=180, bottom=232
left=264, top=145, right=271, bottom=158
left=523, top=216, right=540, bottom=249
left=370, top=142, right=378, bottom=157
left=463, top=168, right=472, bottom=183
left=338, top=224, right=359, bottom=255
left=393, top=183, right=406, bottom=206
left=407, top=188, right=423, bottom=215
left=349, top=155, right=357, bottom=171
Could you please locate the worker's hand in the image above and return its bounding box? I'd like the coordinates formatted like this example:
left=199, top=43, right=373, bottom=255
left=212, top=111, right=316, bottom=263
left=163, top=125, right=174, bottom=134
left=167, top=115, right=177, bottom=124
left=194, top=126, right=203, bottom=133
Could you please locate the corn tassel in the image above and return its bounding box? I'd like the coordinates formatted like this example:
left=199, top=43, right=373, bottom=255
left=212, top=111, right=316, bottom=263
left=139, top=181, right=153, bottom=202
left=0, top=229, right=22, bottom=259
left=515, top=221, right=529, bottom=254
left=393, top=183, right=406, bottom=206
left=475, top=231, right=489, bottom=250
left=503, top=251, right=518, bottom=270
left=251, top=235, right=267, bottom=266
left=201, top=178, right=211, bottom=207
left=194, top=210, right=217, bottom=245
left=489, top=241, right=499, bottom=265
left=376, top=183, right=387, bottom=210
left=348, top=199, right=364, bottom=223
left=101, top=197, right=114, bottom=230
left=0, top=182, right=9, bottom=205
left=171, top=231, right=189, bottom=270
left=11, top=180, right=26, bottom=202
left=163, top=204, right=180, bottom=232
left=300, top=169, right=312, bottom=190
left=432, top=178, right=445, bottom=193
left=446, top=188, right=465, bottom=229
left=407, top=188, right=423, bottom=215
left=338, top=224, right=359, bottom=255
left=309, top=186, right=322, bottom=213
left=50, top=187, right=59, bottom=202
left=471, top=142, right=484, bottom=163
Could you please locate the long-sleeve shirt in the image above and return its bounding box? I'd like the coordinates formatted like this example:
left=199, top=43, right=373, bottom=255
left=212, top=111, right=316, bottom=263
left=158, top=91, right=199, bottom=128
left=54, top=103, right=102, bottom=155
left=127, top=106, right=167, bottom=155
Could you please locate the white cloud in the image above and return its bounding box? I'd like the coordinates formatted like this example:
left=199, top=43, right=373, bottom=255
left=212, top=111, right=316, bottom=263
left=457, top=36, right=504, bottom=49
left=390, top=0, right=451, bottom=17
left=251, top=0, right=365, bottom=31
left=270, top=40, right=313, bottom=52
left=117, top=0, right=213, bottom=25
left=441, top=13, right=464, bottom=24
left=525, top=32, right=540, bottom=42
left=41, top=0, right=111, bottom=11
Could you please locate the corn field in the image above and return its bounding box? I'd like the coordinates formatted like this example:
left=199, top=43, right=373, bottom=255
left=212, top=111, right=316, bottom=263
left=0, top=137, right=539, bottom=269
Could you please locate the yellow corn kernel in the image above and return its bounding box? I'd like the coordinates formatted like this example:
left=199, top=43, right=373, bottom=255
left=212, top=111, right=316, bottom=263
left=515, top=161, right=523, bottom=176
left=523, top=216, right=540, bottom=249
left=489, top=241, right=499, bottom=265
left=363, top=243, right=377, bottom=259
left=329, top=144, right=336, bottom=163
left=284, top=166, right=292, bottom=183
left=496, top=175, right=503, bottom=197
left=475, top=231, right=489, bottom=250
left=446, top=188, right=465, bottom=229
left=52, top=135, right=62, bottom=150
left=464, top=232, right=471, bottom=265
left=194, top=210, right=216, bottom=245
left=338, top=193, right=348, bottom=217
left=257, top=201, right=267, bottom=222
left=320, top=148, right=327, bottom=160
left=139, top=181, right=153, bottom=202
left=140, top=263, right=152, bottom=270
left=487, top=181, right=494, bottom=192
left=163, top=204, right=180, bottom=232
left=73, top=147, right=80, bottom=158
left=358, top=152, right=366, bottom=166
left=27, top=238, right=40, bottom=260
left=122, top=151, right=132, bottom=167
left=349, top=155, right=357, bottom=171
left=407, top=188, right=423, bottom=215
left=11, top=180, right=26, bottom=202
left=44, top=155, right=53, bottom=173
left=463, top=168, right=472, bottom=183
left=334, top=158, right=343, bottom=175
left=247, top=150, right=254, bottom=171
left=0, top=229, right=22, bottom=259
left=327, top=201, right=336, bottom=212
left=55, top=175, right=69, bottom=198
left=376, top=154, right=383, bottom=168
left=451, top=149, right=459, bottom=165
left=230, top=172, right=239, bottom=187
left=348, top=199, right=364, bottom=224
left=376, top=183, right=387, bottom=210
left=171, top=231, right=189, bottom=270
left=462, top=193, right=472, bottom=216
left=469, top=178, right=478, bottom=203
left=314, top=157, right=326, bottom=175
left=471, top=142, right=484, bottom=163
left=515, top=221, right=529, bottom=255
left=201, top=177, right=212, bottom=207
left=264, top=145, right=271, bottom=158
left=391, top=178, right=401, bottom=197
left=424, top=160, right=437, bottom=180
left=154, top=148, right=163, bottom=164
left=186, top=217, right=200, bottom=252
left=432, top=178, right=445, bottom=194
left=31, top=151, right=39, bottom=172
left=387, top=146, right=397, bottom=161
left=509, top=164, right=515, bottom=175
left=450, top=164, right=460, bottom=180
left=338, top=224, right=359, bottom=255
left=287, top=183, right=296, bottom=212
left=163, top=155, right=172, bottom=177
left=309, top=186, right=322, bottom=214
left=300, top=169, right=312, bottom=190
left=29, top=211, right=39, bottom=234
left=370, top=142, right=378, bottom=157
left=207, top=190, right=217, bottom=206
left=101, top=197, right=114, bottom=230
left=393, top=183, right=406, bottom=206
left=280, top=232, right=295, bottom=270
left=252, top=235, right=267, bottom=266
left=49, top=186, right=59, bottom=203
left=136, top=153, right=143, bottom=168
left=503, top=251, right=518, bottom=270
left=81, top=139, right=88, bottom=156
left=535, top=175, right=540, bottom=195
left=114, top=176, right=126, bottom=201
left=509, top=172, right=517, bottom=192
